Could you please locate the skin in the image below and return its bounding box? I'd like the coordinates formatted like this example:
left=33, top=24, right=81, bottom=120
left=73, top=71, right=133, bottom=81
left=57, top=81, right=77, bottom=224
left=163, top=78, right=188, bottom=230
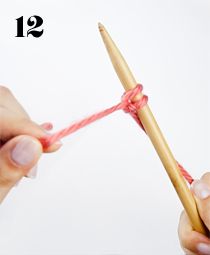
left=1, top=85, right=210, bottom=254
left=179, top=173, right=210, bottom=254
left=0, top=85, right=61, bottom=202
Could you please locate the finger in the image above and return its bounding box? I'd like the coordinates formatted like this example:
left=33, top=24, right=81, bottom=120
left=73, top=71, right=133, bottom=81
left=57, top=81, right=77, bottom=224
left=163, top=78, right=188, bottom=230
left=0, top=108, right=48, bottom=140
left=191, top=173, right=210, bottom=230
left=41, top=122, right=53, bottom=131
left=0, top=135, right=42, bottom=203
left=44, top=140, right=63, bottom=153
left=0, top=86, right=29, bottom=117
left=25, top=142, right=62, bottom=178
left=23, top=134, right=62, bottom=175
left=0, top=108, right=46, bottom=140
left=0, top=109, right=62, bottom=153
left=178, top=210, right=210, bottom=254
left=0, top=87, right=62, bottom=152
left=0, top=86, right=62, bottom=152
left=39, top=122, right=63, bottom=153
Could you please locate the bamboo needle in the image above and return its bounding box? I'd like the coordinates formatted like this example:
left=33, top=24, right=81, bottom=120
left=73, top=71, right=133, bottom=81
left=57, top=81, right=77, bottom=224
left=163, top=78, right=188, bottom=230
left=98, top=22, right=207, bottom=235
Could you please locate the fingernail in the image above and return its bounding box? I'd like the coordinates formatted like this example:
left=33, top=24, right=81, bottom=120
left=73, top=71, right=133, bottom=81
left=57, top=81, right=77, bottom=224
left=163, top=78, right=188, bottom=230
left=11, top=138, right=40, bottom=166
left=26, top=165, right=38, bottom=179
left=191, top=180, right=210, bottom=200
left=197, top=243, right=210, bottom=254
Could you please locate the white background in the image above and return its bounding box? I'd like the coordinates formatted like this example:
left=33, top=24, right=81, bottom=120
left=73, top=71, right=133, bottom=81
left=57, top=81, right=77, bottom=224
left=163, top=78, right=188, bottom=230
left=0, top=0, right=209, bottom=254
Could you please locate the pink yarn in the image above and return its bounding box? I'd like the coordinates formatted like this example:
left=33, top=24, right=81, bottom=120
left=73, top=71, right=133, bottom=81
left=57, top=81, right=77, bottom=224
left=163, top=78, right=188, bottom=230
left=40, top=84, right=194, bottom=184
left=40, top=84, right=147, bottom=147
left=177, top=162, right=194, bottom=184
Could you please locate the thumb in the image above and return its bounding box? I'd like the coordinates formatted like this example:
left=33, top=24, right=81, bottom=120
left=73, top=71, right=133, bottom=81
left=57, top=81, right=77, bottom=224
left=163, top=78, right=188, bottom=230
left=191, top=172, right=210, bottom=231
left=0, top=135, right=42, bottom=203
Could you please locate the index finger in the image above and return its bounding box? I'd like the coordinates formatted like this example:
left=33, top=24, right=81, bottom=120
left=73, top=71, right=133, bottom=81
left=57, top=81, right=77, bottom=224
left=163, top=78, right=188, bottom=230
left=0, top=109, right=61, bottom=153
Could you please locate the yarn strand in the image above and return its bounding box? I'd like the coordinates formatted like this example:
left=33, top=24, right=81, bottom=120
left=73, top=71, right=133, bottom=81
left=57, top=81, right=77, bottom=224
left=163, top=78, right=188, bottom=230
left=40, top=84, right=194, bottom=185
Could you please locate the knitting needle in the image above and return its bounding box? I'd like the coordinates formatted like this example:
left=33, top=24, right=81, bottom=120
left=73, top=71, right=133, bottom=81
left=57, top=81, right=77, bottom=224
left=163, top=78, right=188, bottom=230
left=98, top=23, right=207, bottom=235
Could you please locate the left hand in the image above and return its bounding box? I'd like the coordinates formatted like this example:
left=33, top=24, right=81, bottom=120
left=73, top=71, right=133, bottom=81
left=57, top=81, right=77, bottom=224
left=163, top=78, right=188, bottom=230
left=0, top=85, right=61, bottom=203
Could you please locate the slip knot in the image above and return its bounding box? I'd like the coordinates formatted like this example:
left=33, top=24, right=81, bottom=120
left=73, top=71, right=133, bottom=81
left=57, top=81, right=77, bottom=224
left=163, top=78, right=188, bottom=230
left=121, top=84, right=148, bottom=113
left=121, top=84, right=148, bottom=131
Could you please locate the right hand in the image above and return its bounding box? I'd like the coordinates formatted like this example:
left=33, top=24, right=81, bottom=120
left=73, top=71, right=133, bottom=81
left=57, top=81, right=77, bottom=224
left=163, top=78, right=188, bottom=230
left=178, top=173, right=210, bottom=254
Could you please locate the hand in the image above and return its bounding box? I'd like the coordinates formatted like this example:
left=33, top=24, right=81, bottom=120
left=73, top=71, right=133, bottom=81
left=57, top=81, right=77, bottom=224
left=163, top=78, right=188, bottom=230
left=178, top=173, right=210, bottom=254
left=0, top=86, right=61, bottom=203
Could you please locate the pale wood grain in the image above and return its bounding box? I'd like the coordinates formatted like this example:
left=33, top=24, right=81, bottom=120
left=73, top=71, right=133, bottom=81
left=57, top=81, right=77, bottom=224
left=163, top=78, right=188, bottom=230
left=98, top=22, right=207, bottom=235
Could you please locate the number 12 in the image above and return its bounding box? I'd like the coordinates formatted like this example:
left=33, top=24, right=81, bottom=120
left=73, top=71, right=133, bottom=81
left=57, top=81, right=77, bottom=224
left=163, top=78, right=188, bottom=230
left=16, top=16, right=44, bottom=38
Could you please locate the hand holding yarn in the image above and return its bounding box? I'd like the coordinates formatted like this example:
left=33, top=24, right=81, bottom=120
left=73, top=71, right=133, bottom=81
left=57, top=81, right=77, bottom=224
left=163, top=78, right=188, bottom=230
left=0, top=86, right=62, bottom=203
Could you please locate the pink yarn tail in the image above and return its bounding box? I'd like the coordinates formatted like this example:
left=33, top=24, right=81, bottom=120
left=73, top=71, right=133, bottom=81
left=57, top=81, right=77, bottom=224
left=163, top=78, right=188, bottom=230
left=40, top=102, right=124, bottom=147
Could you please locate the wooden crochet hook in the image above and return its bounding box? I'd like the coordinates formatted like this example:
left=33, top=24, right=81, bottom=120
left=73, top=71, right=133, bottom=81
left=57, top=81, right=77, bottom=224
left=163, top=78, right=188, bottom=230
left=98, top=22, right=207, bottom=235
